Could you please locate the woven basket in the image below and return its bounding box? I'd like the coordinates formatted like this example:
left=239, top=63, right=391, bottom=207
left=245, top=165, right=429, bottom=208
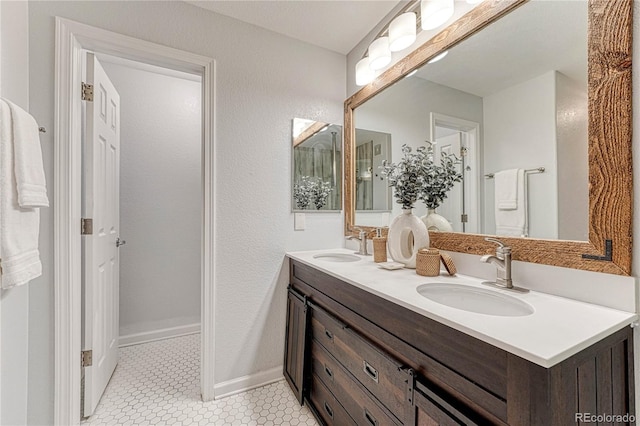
left=416, top=248, right=440, bottom=276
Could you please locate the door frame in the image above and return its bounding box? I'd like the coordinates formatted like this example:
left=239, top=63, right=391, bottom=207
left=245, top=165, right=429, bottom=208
left=54, top=18, right=216, bottom=425
left=430, top=113, right=481, bottom=233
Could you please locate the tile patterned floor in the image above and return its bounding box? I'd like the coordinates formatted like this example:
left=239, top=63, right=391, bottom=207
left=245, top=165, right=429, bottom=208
left=82, top=334, right=318, bottom=425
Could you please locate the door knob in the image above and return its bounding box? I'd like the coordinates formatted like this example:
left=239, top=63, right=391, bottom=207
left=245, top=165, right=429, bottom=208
left=116, top=238, right=126, bottom=247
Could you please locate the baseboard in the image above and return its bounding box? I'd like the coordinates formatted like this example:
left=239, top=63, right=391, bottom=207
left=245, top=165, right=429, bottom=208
left=214, top=366, right=284, bottom=399
left=119, top=323, right=201, bottom=347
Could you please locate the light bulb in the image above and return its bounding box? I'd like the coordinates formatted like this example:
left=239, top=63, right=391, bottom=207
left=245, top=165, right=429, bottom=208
left=368, top=37, right=392, bottom=70
left=421, top=0, right=455, bottom=31
left=355, top=57, right=375, bottom=86
left=389, top=12, right=417, bottom=52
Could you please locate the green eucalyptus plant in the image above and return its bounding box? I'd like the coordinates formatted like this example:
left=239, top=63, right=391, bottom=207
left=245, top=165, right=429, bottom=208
left=380, top=143, right=462, bottom=210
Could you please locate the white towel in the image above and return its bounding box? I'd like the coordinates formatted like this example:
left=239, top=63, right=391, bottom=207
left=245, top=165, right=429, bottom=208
left=0, top=99, right=49, bottom=288
left=495, top=168, right=519, bottom=210
left=495, top=169, right=528, bottom=237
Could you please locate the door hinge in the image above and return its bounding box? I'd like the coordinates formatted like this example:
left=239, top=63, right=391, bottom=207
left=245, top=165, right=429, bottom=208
left=461, top=213, right=468, bottom=223
left=81, top=82, right=94, bottom=102
left=81, top=218, right=93, bottom=235
left=81, top=350, right=93, bottom=367
left=405, top=368, right=415, bottom=405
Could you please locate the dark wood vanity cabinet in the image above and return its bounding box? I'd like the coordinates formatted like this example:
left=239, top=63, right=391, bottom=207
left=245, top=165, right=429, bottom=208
left=284, top=288, right=308, bottom=404
left=285, top=260, right=635, bottom=426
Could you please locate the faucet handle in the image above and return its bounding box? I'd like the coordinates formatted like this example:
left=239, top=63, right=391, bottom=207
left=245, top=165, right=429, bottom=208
left=484, top=237, right=505, bottom=247
left=485, top=237, right=511, bottom=254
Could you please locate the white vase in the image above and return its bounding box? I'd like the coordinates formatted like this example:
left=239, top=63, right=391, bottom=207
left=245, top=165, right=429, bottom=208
left=421, top=208, right=453, bottom=232
left=387, top=208, right=430, bottom=268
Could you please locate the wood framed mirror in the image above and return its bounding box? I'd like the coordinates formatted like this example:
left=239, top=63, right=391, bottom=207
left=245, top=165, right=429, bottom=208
left=344, top=0, right=632, bottom=275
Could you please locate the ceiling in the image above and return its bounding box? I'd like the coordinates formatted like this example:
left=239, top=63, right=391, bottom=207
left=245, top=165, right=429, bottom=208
left=185, top=0, right=402, bottom=55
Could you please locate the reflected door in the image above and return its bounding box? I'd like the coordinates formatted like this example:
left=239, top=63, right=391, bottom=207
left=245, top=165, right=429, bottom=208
left=435, top=133, right=465, bottom=232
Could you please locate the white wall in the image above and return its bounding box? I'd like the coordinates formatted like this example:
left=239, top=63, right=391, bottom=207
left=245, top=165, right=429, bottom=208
left=100, top=61, right=202, bottom=339
left=0, top=2, right=31, bottom=425
left=27, top=1, right=346, bottom=423
left=483, top=71, right=558, bottom=238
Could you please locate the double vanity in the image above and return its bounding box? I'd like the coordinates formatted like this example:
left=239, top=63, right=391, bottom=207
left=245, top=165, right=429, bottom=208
left=284, top=249, right=637, bottom=425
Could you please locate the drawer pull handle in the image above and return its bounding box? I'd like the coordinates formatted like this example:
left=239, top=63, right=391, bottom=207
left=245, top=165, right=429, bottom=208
left=364, top=408, right=378, bottom=426
left=324, top=364, right=334, bottom=380
left=324, top=328, right=334, bottom=341
left=363, top=361, right=379, bottom=383
left=324, top=401, right=334, bottom=419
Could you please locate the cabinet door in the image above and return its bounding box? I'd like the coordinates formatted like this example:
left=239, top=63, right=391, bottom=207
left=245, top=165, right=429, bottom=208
left=284, top=287, right=308, bottom=404
left=414, top=382, right=479, bottom=426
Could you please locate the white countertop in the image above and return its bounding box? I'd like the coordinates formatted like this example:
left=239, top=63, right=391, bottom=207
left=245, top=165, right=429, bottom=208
left=286, top=248, right=638, bottom=368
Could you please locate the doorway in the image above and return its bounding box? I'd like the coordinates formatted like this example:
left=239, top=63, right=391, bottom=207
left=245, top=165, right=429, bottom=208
left=54, top=18, right=215, bottom=425
left=80, top=52, right=204, bottom=417
left=430, top=113, right=481, bottom=234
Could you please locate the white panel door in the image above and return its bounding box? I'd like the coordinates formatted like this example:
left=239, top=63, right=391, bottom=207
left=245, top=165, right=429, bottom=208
left=82, top=53, right=121, bottom=417
left=435, top=133, right=464, bottom=232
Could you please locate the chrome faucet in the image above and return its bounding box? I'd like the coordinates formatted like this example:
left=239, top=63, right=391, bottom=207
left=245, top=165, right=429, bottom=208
left=347, top=228, right=370, bottom=256
left=480, top=238, right=527, bottom=292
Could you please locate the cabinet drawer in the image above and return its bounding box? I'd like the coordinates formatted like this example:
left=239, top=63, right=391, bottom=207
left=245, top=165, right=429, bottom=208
left=309, top=374, right=356, bottom=426
left=312, top=340, right=404, bottom=426
left=311, top=306, right=409, bottom=419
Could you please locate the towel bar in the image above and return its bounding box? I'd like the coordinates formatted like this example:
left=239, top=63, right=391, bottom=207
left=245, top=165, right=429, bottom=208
left=485, top=167, right=545, bottom=179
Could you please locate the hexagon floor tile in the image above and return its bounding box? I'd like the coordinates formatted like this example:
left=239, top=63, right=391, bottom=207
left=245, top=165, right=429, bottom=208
left=82, top=334, right=318, bottom=425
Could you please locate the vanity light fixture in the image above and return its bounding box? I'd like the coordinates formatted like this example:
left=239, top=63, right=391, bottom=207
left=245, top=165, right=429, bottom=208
left=427, top=50, right=448, bottom=64
left=389, top=12, right=417, bottom=52
left=368, top=36, right=392, bottom=70
left=421, top=0, right=455, bottom=30
left=354, top=0, right=445, bottom=86
left=355, top=57, right=375, bottom=86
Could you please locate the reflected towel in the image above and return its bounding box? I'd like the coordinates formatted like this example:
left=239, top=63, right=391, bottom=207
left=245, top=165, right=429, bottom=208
left=0, top=99, right=48, bottom=288
left=495, top=168, right=519, bottom=210
left=495, top=169, right=527, bottom=237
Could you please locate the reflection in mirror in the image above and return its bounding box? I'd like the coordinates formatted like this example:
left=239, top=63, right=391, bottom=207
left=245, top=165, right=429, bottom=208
left=355, top=129, right=392, bottom=213
left=352, top=0, right=588, bottom=241
left=292, top=118, right=341, bottom=211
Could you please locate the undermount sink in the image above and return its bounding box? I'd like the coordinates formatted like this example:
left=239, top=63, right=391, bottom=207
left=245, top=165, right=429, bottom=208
left=416, top=283, right=534, bottom=317
left=313, top=253, right=361, bottom=263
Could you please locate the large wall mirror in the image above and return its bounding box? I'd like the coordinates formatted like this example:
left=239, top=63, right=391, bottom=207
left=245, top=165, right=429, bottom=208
left=345, top=0, right=632, bottom=275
